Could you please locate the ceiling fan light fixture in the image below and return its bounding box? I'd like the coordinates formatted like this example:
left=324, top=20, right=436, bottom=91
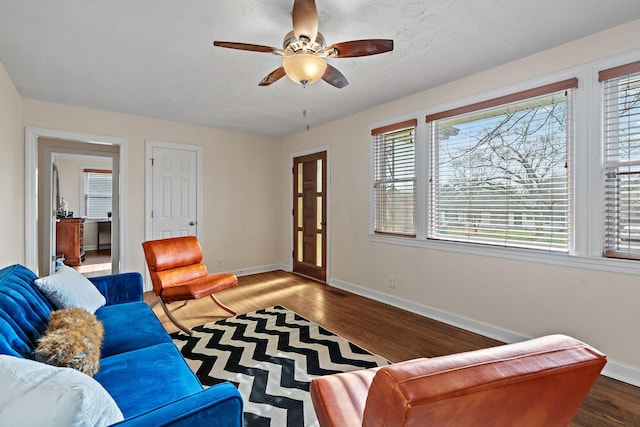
left=213, top=1, right=393, bottom=88
left=283, top=53, right=327, bottom=87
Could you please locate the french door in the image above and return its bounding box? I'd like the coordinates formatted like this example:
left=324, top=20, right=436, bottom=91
left=293, top=152, right=327, bottom=282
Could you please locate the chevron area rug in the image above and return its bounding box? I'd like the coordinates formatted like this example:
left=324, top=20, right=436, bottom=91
left=171, top=305, right=389, bottom=427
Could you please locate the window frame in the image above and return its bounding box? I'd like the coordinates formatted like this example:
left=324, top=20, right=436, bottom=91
left=426, top=79, right=576, bottom=252
left=82, top=168, right=112, bottom=220
left=600, top=60, right=640, bottom=260
left=369, top=52, right=640, bottom=277
left=371, top=118, right=418, bottom=237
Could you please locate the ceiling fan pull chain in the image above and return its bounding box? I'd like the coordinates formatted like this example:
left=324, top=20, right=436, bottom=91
left=303, top=87, right=311, bottom=132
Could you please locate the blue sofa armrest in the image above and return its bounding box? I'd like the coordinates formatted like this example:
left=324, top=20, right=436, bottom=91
left=111, top=383, right=243, bottom=427
left=89, top=272, right=144, bottom=305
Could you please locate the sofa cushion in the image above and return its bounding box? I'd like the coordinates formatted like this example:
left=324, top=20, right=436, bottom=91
left=0, top=264, right=52, bottom=357
left=0, top=354, right=124, bottom=427
left=95, top=301, right=173, bottom=358
left=95, top=342, right=203, bottom=418
left=35, top=308, right=104, bottom=376
left=34, top=266, right=106, bottom=313
left=89, top=272, right=144, bottom=306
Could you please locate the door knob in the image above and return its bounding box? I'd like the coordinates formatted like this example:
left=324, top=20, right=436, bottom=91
left=189, top=221, right=196, bottom=226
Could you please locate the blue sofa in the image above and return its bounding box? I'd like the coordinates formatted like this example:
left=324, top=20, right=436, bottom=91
left=0, top=264, right=243, bottom=426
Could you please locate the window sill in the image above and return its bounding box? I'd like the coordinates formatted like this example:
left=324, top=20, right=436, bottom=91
left=369, top=233, right=640, bottom=277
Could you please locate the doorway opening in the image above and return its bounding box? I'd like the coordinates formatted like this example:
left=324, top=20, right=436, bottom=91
left=53, top=152, right=114, bottom=277
left=25, top=127, right=128, bottom=277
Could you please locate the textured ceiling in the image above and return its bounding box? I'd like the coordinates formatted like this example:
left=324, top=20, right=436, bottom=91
left=1, top=1, right=640, bottom=138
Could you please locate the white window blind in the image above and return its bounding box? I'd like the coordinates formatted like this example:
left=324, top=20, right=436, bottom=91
left=84, top=169, right=112, bottom=219
left=426, top=79, right=576, bottom=251
left=372, top=119, right=417, bottom=236
left=601, top=61, right=640, bottom=260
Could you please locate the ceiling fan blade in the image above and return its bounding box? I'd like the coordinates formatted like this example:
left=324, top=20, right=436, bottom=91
left=327, top=39, right=394, bottom=58
left=292, top=0, right=318, bottom=43
left=322, top=64, right=348, bottom=89
left=213, top=41, right=276, bottom=53
left=259, top=67, right=287, bottom=86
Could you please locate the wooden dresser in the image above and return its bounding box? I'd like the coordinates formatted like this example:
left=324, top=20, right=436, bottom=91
left=56, top=217, right=85, bottom=266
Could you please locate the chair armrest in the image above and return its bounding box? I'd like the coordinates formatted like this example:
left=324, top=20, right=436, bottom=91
left=311, top=366, right=380, bottom=427
left=110, top=383, right=243, bottom=427
left=89, top=272, right=143, bottom=305
left=362, top=335, right=606, bottom=427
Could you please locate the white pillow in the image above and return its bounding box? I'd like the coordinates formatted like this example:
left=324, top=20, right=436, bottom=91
left=0, top=355, right=124, bottom=427
left=34, top=266, right=106, bottom=313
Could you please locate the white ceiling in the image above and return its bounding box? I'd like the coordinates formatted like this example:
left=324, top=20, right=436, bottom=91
left=2, top=1, right=640, bottom=138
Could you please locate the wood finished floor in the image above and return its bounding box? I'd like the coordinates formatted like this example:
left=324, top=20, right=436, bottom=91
left=144, top=270, right=640, bottom=427
left=74, top=249, right=112, bottom=277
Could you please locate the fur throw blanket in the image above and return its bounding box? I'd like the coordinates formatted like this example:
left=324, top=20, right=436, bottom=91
left=35, top=307, right=104, bottom=376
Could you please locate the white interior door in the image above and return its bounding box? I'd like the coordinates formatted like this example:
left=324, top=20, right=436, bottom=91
left=150, top=146, right=198, bottom=239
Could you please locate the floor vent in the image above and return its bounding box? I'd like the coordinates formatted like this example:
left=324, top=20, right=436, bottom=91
left=327, top=290, right=348, bottom=298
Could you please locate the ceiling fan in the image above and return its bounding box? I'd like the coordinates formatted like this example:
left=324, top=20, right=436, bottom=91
left=213, top=0, right=394, bottom=88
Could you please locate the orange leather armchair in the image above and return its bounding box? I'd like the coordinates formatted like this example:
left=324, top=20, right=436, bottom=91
left=142, top=236, right=238, bottom=335
left=310, top=334, right=606, bottom=427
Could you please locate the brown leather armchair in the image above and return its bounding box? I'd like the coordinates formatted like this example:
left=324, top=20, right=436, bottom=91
left=142, top=236, right=238, bottom=335
left=310, top=334, right=606, bottom=427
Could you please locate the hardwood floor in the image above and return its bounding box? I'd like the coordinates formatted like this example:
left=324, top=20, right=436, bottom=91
left=144, top=270, right=640, bottom=426
left=74, top=249, right=111, bottom=277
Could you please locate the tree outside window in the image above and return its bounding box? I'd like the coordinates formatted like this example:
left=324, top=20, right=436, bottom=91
left=428, top=89, right=572, bottom=251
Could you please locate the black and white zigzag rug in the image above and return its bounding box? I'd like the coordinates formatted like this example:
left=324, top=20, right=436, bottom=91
left=171, top=305, right=389, bottom=427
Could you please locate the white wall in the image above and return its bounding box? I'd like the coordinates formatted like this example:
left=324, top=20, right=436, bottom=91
left=281, top=20, right=640, bottom=383
left=56, top=154, right=112, bottom=248
left=56, top=155, right=111, bottom=218
left=0, top=63, right=24, bottom=267
left=22, top=100, right=284, bottom=279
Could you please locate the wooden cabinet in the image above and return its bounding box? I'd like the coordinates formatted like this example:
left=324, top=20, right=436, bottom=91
left=56, top=218, right=85, bottom=266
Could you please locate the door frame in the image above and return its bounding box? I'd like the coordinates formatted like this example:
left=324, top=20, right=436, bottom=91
left=25, top=127, right=128, bottom=275
left=45, top=148, right=118, bottom=275
left=144, top=140, right=203, bottom=243
left=290, top=145, right=331, bottom=282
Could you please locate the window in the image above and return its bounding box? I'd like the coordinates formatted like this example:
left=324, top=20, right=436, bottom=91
left=426, top=79, right=576, bottom=251
left=372, top=119, right=417, bottom=236
left=84, top=169, right=112, bottom=219
left=601, top=61, right=640, bottom=260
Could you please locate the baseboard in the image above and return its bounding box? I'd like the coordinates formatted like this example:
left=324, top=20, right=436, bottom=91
left=602, top=360, right=640, bottom=387
left=83, top=245, right=112, bottom=252
left=231, top=264, right=289, bottom=277
left=329, top=277, right=640, bottom=388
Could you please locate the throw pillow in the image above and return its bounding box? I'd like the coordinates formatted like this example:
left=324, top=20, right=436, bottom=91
left=35, top=307, right=104, bottom=376
left=0, top=355, right=124, bottom=427
left=34, top=266, right=106, bottom=313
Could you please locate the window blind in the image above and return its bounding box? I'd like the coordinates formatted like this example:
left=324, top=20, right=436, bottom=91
left=372, top=119, right=417, bottom=236
left=601, top=61, right=640, bottom=260
left=427, top=82, right=575, bottom=251
left=84, top=169, right=112, bottom=219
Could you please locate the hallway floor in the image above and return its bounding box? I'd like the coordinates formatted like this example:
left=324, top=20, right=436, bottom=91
left=73, top=249, right=111, bottom=277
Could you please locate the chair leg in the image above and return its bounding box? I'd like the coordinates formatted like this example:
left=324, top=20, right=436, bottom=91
left=155, top=298, right=193, bottom=335
left=210, top=294, right=236, bottom=316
